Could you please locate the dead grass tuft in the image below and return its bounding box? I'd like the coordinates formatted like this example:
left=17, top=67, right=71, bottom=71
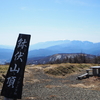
left=24, top=96, right=38, bottom=99
left=45, top=85, right=61, bottom=88
left=50, top=95, right=58, bottom=98
left=0, top=65, right=9, bottom=84
left=44, top=63, right=92, bottom=76
left=70, top=84, right=96, bottom=89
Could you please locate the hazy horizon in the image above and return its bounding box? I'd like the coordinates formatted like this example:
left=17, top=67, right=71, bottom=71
left=0, top=39, right=100, bottom=47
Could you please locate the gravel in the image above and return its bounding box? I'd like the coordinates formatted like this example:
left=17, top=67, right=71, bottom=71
left=21, top=68, right=100, bottom=100
left=1, top=68, right=100, bottom=100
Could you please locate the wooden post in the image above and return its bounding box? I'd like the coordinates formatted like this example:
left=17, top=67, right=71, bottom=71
left=1, top=34, right=31, bottom=99
left=92, top=68, right=97, bottom=76
left=98, top=68, right=100, bottom=76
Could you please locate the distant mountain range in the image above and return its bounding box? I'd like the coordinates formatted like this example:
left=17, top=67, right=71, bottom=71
left=28, top=40, right=100, bottom=58
left=27, top=53, right=95, bottom=64
left=29, top=40, right=71, bottom=50
left=0, top=40, right=100, bottom=64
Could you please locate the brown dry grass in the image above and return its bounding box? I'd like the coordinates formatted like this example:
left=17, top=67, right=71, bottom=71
left=0, top=63, right=100, bottom=91
left=0, top=65, right=9, bottom=88
left=70, top=83, right=96, bottom=89
left=45, top=85, right=61, bottom=88
left=43, top=63, right=93, bottom=76
left=1, top=63, right=100, bottom=100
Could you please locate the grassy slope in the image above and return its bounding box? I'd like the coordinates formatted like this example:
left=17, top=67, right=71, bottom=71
left=0, top=65, right=9, bottom=89
left=43, top=63, right=96, bottom=76
left=0, top=63, right=99, bottom=87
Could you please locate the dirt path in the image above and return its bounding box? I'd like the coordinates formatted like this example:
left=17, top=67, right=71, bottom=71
left=1, top=65, right=100, bottom=100
left=20, top=66, right=100, bottom=100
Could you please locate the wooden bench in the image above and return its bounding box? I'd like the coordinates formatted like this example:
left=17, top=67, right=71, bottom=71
left=90, top=66, right=100, bottom=76
left=77, top=73, right=88, bottom=80
left=86, top=69, right=92, bottom=75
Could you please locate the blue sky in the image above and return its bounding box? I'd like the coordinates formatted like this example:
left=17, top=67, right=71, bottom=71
left=0, top=0, right=100, bottom=45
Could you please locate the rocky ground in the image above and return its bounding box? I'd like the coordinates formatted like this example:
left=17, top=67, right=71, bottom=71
left=1, top=65, right=100, bottom=100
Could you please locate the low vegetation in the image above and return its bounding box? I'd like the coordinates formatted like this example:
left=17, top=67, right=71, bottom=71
left=0, top=63, right=100, bottom=100
left=0, top=63, right=99, bottom=85
left=0, top=63, right=98, bottom=77
left=0, top=65, right=9, bottom=87
left=44, top=63, right=91, bottom=76
left=43, top=63, right=97, bottom=76
left=48, top=54, right=100, bottom=64
left=0, top=65, right=9, bottom=73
